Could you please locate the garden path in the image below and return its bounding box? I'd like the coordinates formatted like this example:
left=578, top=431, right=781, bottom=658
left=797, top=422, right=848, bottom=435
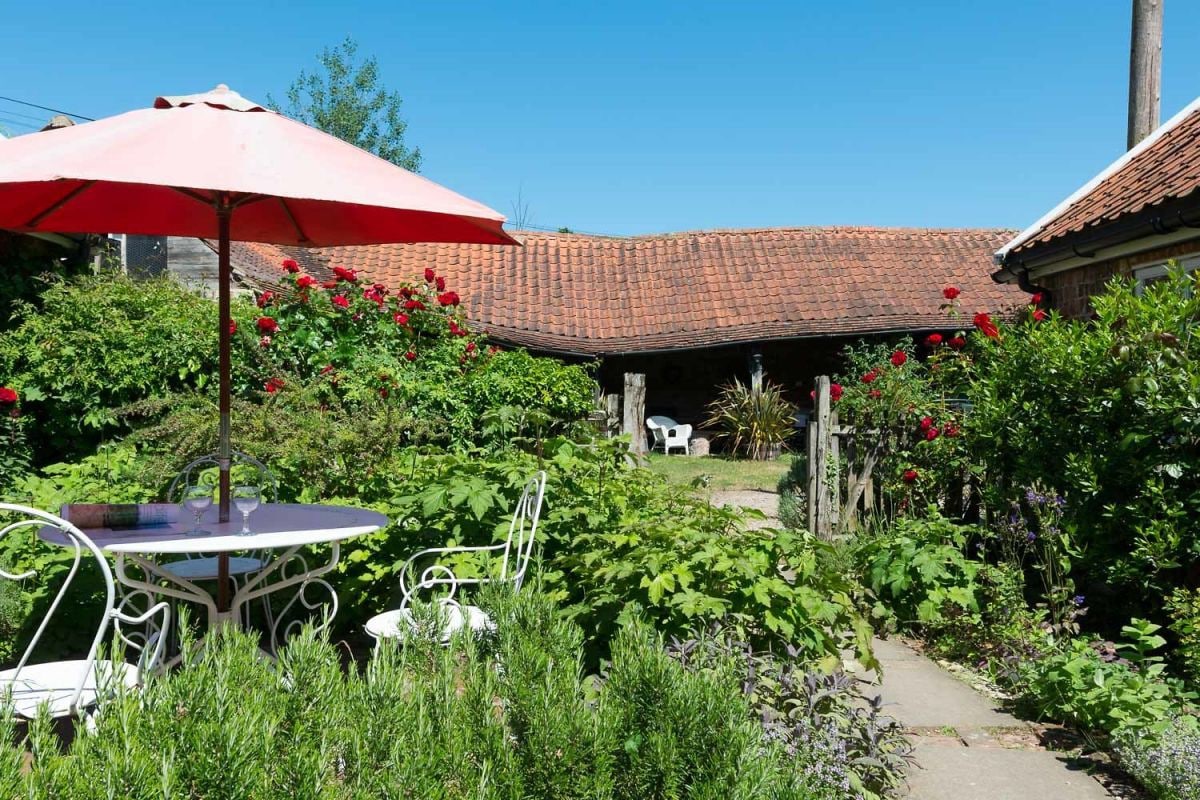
left=861, top=637, right=1119, bottom=800
left=708, top=489, right=780, bottom=529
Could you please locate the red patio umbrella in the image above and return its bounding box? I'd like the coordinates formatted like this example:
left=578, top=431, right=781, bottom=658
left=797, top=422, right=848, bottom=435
left=0, top=84, right=516, bottom=611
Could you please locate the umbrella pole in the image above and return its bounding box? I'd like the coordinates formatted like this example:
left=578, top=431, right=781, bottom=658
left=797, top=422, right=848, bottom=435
left=217, top=205, right=232, bottom=614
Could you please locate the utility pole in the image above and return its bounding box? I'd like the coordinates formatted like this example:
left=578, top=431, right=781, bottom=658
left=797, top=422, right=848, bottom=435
left=1127, top=0, right=1163, bottom=149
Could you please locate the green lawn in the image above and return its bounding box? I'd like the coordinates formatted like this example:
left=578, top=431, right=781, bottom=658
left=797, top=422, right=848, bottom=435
left=645, top=452, right=796, bottom=493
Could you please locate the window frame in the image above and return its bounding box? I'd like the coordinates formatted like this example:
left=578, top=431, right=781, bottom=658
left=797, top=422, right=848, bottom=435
left=1132, top=253, right=1200, bottom=294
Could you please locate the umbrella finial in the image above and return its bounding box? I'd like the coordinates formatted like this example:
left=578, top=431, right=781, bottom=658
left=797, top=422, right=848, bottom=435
left=214, top=83, right=230, bottom=93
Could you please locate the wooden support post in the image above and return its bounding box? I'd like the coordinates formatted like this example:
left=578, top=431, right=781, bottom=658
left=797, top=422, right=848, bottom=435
left=604, top=394, right=621, bottom=437
left=622, top=373, right=647, bottom=454
left=749, top=349, right=764, bottom=395
left=807, top=376, right=834, bottom=540
left=1128, top=0, right=1163, bottom=149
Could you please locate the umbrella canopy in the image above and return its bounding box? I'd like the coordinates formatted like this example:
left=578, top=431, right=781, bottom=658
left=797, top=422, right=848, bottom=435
left=0, top=85, right=516, bottom=612
left=0, top=85, right=514, bottom=246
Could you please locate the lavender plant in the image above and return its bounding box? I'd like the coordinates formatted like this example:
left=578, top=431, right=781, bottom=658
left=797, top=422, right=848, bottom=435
left=1116, top=716, right=1200, bottom=800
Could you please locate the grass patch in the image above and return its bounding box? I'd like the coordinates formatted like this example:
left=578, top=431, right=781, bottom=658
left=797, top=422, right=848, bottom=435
left=645, top=452, right=795, bottom=492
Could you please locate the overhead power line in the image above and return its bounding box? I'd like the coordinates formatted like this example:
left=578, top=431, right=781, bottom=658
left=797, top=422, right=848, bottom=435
left=0, top=95, right=94, bottom=121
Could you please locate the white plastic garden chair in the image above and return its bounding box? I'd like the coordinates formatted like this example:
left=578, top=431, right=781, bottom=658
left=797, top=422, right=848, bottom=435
left=645, top=415, right=692, bottom=455
left=365, top=471, right=547, bottom=649
left=0, top=503, right=169, bottom=720
left=160, top=451, right=279, bottom=628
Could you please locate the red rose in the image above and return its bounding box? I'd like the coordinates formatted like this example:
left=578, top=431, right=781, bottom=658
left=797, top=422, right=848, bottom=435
left=924, top=426, right=940, bottom=441
left=890, top=350, right=907, bottom=367
left=400, top=286, right=416, bottom=298
left=404, top=299, right=425, bottom=311
left=256, top=317, right=279, bottom=334
left=332, top=295, right=350, bottom=309
left=228, top=320, right=238, bottom=335
left=919, top=416, right=934, bottom=432
left=925, top=333, right=943, bottom=348
left=861, top=369, right=879, bottom=384
left=868, top=389, right=882, bottom=399
left=973, top=312, right=1000, bottom=339
left=281, top=259, right=300, bottom=273
left=424, top=268, right=436, bottom=283
left=259, top=335, right=271, bottom=348
left=0, top=387, right=17, bottom=405
left=332, top=265, right=358, bottom=283
left=321, top=280, right=338, bottom=290
left=437, top=291, right=461, bottom=307
left=393, top=312, right=409, bottom=325
left=264, top=377, right=285, bottom=394
left=1032, top=309, right=1047, bottom=322
left=944, top=422, right=960, bottom=437
left=404, top=351, right=417, bottom=362
left=830, top=383, right=844, bottom=401
left=435, top=276, right=447, bottom=292
left=1030, top=292, right=1044, bottom=305
left=465, top=341, right=477, bottom=353
left=296, top=275, right=317, bottom=289
left=256, top=291, right=275, bottom=309
left=902, top=469, right=919, bottom=483
left=948, top=335, right=966, bottom=350
left=319, top=364, right=335, bottom=376
left=363, top=288, right=384, bottom=307
left=943, top=286, right=960, bottom=300
left=809, top=390, right=816, bottom=401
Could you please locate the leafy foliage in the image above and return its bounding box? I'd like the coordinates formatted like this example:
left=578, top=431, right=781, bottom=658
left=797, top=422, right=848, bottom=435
left=0, top=591, right=838, bottom=799
left=1115, top=715, right=1200, bottom=800
left=271, top=36, right=421, bottom=170
left=1166, top=588, right=1200, bottom=688
left=703, top=379, right=797, bottom=460
left=967, top=268, right=1200, bottom=620
left=335, top=437, right=875, bottom=671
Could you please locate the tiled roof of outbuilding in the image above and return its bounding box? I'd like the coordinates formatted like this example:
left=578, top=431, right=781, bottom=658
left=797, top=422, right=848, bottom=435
left=227, top=226, right=1021, bottom=355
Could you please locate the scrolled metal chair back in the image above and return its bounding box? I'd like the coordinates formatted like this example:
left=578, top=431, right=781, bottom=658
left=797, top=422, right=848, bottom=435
left=0, top=503, right=168, bottom=716
left=166, top=450, right=279, bottom=504
left=500, top=470, right=547, bottom=590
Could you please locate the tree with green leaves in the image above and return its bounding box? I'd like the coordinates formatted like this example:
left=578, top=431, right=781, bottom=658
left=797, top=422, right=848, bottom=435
left=271, top=37, right=421, bottom=171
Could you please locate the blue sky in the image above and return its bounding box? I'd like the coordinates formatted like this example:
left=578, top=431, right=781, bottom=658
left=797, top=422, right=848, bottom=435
left=6, top=1, right=1200, bottom=235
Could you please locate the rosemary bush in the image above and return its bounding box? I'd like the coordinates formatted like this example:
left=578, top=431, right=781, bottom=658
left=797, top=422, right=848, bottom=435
left=1, top=590, right=841, bottom=799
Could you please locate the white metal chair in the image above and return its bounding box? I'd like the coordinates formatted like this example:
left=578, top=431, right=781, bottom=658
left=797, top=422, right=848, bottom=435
left=645, top=415, right=693, bottom=455
left=161, top=451, right=279, bottom=627
left=0, top=503, right=169, bottom=720
left=365, top=471, right=547, bottom=649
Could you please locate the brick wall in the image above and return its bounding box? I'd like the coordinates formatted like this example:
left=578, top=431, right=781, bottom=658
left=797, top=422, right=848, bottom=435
left=1040, top=240, right=1200, bottom=318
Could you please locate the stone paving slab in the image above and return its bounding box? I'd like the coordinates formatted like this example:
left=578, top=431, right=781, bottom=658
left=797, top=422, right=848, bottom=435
left=861, top=638, right=1116, bottom=799
left=861, top=639, right=1025, bottom=729
left=906, top=739, right=1112, bottom=800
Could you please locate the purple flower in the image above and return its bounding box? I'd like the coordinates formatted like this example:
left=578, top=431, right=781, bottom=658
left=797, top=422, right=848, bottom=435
left=1026, top=531, right=1037, bottom=543
left=1073, top=595, right=1086, bottom=606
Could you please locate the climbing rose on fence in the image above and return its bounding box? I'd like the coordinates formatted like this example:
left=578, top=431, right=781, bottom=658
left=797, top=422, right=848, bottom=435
left=890, top=350, right=907, bottom=366
left=281, top=259, right=299, bottom=273
left=948, top=335, right=966, bottom=350
left=924, top=333, right=943, bottom=348
left=0, top=387, right=17, bottom=405
left=830, top=383, right=844, bottom=401
left=943, top=286, right=960, bottom=300
left=256, top=317, right=279, bottom=334
left=902, top=469, right=919, bottom=483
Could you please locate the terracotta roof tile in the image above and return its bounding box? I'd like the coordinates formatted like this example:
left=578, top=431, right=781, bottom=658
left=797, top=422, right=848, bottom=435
left=1002, top=98, right=1200, bottom=259
left=227, top=226, right=1021, bottom=356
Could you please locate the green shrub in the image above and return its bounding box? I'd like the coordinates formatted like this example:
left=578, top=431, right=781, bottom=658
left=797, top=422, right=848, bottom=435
left=0, top=591, right=837, bottom=799
left=967, top=267, right=1200, bottom=623
left=776, top=454, right=808, bottom=530
left=334, top=437, right=874, bottom=671
left=1166, top=587, right=1200, bottom=688
left=0, top=274, right=254, bottom=461
left=703, top=379, right=797, bottom=460
left=1018, top=619, right=1197, bottom=739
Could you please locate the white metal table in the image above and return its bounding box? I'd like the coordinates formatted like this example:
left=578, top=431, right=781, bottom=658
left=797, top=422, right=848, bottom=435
left=43, top=503, right=387, bottom=655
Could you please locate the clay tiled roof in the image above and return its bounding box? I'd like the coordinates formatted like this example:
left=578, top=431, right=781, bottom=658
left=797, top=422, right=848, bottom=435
left=1000, top=98, right=1200, bottom=263
left=227, top=227, right=1021, bottom=356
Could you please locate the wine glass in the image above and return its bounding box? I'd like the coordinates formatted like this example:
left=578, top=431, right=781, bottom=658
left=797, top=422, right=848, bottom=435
left=181, top=484, right=213, bottom=536
left=232, top=485, right=261, bottom=536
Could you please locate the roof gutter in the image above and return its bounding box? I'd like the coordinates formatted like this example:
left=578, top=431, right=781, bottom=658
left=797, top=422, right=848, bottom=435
left=993, top=195, right=1200, bottom=282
